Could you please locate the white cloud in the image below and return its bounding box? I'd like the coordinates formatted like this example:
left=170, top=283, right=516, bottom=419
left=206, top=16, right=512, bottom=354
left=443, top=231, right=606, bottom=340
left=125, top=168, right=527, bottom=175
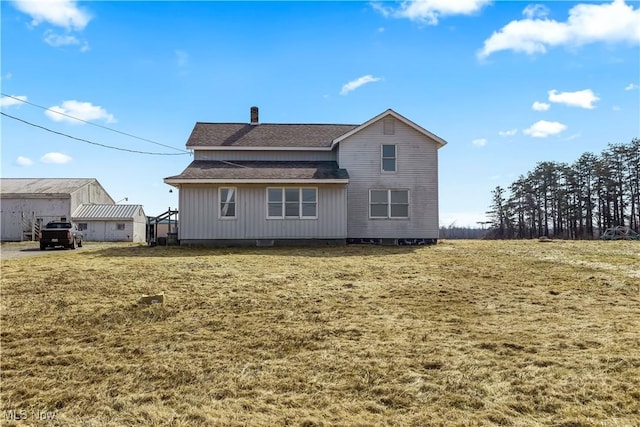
left=15, top=156, right=33, bottom=167
left=340, top=75, right=382, bottom=95
left=371, top=2, right=392, bottom=18
left=548, top=89, right=599, bottom=109
left=43, top=30, right=89, bottom=51
left=523, top=4, right=550, bottom=19
left=0, top=95, right=27, bottom=108
left=373, top=0, right=492, bottom=25
left=12, top=0, right=91, bottom=31
left=41, top=152, right=72, bottom=164
left=625, top=83, right=639, bottom=91
left=523, top=120, right=567, bottom=138
left=478, top=0, right=640, bottom=59
left=532, top=101, right=550, bottom=111
left=175, top=50, right=189, bottom=67
left=1, top=72, right=12, bottom=81
left=498, top=128, right=518, bottom=137
left=612, top=105, right=622, bottom=111
left=45, top=100, right=115, bottom=124
left=472, top=138, right=487, bottom=147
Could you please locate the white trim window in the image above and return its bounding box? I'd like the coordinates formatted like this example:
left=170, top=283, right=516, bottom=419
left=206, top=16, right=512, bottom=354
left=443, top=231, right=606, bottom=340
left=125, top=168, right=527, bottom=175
left=381, top=144, right=397, bottom=172
left=369, top=189, right=409, bottom=219
left=219, top=187, right=237, bottom=219
left=267, top=187, right=317, bottom=219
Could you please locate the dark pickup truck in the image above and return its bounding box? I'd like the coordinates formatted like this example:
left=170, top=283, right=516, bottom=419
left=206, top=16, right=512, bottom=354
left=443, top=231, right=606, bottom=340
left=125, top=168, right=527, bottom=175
left=39, top=222, right=83, bottom=250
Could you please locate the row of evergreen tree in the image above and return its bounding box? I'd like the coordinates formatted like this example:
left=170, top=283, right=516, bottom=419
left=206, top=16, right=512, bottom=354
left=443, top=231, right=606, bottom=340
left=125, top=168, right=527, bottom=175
left=487, top=138, right=639, bottom=239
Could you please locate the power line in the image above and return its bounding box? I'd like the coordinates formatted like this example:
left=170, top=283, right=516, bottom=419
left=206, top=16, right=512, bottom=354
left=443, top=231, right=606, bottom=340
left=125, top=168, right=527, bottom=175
left=0, top=93, right=189, bottom=154
left=1, top=112, right=189, bottom=156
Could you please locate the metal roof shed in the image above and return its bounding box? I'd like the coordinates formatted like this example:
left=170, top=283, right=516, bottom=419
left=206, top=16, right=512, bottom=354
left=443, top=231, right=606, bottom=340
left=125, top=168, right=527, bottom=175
left=72, top=204, right=147, bottom=242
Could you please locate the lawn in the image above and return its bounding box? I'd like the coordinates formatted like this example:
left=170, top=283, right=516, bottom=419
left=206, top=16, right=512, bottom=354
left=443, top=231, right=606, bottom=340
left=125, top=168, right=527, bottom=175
left=1, top=240, right=639, bottom=426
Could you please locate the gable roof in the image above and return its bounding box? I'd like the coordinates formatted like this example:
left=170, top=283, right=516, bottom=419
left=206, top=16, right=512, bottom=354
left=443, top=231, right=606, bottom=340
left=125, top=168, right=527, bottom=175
left=185, top=109, right=447, bottom=150
left=187, top=123, right=358, bottom=150
left=331, top=109, right=447, bottom=148
left=0, top=178, right=106, bottom=197
left=72, top=204, right=145, bottom=220
left=165, top=161, right=349, bottom=184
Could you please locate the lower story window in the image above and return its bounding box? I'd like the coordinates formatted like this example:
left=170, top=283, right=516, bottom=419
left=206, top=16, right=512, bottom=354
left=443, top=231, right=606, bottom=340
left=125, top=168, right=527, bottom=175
left=116, top=223, right=126, bottom=230
left=219, top=187, right=236, bottom=218
left=369, top=189, right=409, bottom=219
left=78, top=223, right=88, bottom=231
left=267, top=187, right=317, bottom=219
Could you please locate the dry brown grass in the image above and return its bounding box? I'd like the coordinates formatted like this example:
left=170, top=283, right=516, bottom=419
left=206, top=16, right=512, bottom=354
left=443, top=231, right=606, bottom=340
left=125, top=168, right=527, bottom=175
left=1, top=240, right=639, bottom=426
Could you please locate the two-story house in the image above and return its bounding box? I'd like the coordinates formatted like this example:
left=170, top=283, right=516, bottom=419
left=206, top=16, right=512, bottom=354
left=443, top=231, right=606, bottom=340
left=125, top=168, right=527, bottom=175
left=164, top=107, right=447, bottom=246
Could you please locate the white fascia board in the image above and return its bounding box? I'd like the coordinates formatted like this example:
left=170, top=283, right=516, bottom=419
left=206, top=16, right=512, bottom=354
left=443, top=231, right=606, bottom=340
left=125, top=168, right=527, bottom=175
left=164, top=178, right=348, bottom=185
left=188, top=146, right=333, bottom=151
left=331, top=109, right=448, bottom=148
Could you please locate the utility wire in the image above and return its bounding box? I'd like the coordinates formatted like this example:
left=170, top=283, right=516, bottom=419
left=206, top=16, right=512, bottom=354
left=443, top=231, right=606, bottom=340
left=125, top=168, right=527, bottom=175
left=1, top=112, right=188, bottom=156
left=0, top=93, right=189, bottom=154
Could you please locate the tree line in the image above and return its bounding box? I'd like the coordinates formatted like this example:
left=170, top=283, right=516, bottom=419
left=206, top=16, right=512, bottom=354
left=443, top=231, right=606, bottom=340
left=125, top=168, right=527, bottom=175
left=487, top=138, right=639, bottom=239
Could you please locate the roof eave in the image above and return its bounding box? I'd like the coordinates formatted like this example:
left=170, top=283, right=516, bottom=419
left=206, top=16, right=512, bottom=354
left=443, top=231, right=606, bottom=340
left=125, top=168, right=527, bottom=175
left=1, top=193, right=72, bottom=199
left=72, top=217, right=135, bottom=221
left=164, top=178, right=349, bottom=186
left=185, top=146, right=333, bottom=151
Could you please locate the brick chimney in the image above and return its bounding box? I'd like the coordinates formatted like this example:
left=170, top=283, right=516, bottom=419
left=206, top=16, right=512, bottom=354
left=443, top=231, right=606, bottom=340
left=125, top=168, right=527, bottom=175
left=250, top=106, right=259, bottom=125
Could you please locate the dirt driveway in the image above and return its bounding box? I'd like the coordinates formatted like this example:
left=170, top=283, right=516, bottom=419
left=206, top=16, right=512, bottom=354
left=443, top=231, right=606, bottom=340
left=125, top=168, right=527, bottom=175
left=0, top=242, right=81, bottom=261
left=0, top=242, right=132, bottom=261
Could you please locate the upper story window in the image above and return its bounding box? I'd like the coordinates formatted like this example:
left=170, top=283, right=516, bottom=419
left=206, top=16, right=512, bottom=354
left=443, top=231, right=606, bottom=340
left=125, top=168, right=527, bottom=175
left=219, top=187, right=236, bottom=218
left=267, top=187, right=317, bottom=219
left=382, top=144, right=397, bottom=172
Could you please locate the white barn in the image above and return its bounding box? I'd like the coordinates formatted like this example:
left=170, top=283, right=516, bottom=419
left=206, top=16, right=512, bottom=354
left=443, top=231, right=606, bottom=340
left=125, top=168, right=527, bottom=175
left=0, top=178, right=115, bottom=241
left=72, top=204, right=147, bottom=242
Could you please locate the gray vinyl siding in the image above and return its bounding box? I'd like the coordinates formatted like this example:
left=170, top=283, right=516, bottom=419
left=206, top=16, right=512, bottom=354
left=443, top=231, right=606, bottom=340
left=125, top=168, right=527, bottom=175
left=178, top=184, right=347, bottom=240
left=338, top=118, right=440, bottom=239
left=194, top=150, right=336, bottom=161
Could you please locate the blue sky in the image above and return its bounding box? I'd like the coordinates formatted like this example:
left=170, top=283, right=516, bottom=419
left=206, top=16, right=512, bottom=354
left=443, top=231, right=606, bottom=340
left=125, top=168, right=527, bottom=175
left=2, top=0, right=639, bottom=225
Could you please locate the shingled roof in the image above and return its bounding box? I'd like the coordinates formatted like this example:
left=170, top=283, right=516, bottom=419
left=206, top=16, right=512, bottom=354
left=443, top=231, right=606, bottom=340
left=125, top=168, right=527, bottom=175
left=165, top=161, right=349, bottom=182
left=186, top=123, right=359, bottom=148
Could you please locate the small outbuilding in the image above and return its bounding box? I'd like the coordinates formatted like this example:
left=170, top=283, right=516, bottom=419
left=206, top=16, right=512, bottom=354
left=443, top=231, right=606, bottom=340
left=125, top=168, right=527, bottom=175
left=72, top=204, right=147, bottom=242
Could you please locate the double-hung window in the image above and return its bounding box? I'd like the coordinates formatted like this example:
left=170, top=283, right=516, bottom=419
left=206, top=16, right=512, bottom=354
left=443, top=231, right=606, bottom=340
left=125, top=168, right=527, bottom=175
left=267, top=187, right=317, bottom=219
left=369, top=189, right=409, bottom=219
left=219, top=187, right=236, bottom=218
left=381, top=144, right=397, bottom=172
